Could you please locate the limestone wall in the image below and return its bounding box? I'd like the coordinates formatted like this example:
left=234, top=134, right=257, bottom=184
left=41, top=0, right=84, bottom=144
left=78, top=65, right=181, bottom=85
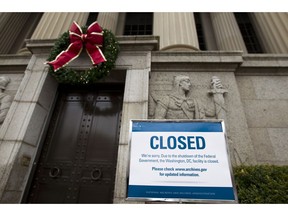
left=236, top=75, right=288, bottom=165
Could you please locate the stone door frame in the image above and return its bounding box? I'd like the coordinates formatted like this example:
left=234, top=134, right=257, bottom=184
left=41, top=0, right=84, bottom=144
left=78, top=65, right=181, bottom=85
left=0, top=36, right=158, bottom=203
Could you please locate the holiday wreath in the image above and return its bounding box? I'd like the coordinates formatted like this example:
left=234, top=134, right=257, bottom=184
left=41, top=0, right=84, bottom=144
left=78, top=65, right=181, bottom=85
left=46, top=21, right=119, bottom=85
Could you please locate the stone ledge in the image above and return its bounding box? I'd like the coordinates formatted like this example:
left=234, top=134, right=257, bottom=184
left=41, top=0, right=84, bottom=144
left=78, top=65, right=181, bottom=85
left=25, top=39, right=55, bottom=55
left=117, top=35, right=159, bottom=51
left=237, top=54, right=288, bottom=75
left=152, top=51, right=243, bottom=62
left=0, top=55, right=31, bottom=73
left=151, top=51, right=243, bottom=72
left=242, top=54, right=288, bottom=67
left=26, top=35, right=160, bottom=54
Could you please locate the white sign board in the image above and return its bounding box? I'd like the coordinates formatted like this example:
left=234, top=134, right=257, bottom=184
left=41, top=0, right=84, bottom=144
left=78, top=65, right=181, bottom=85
left=127, top=120, right=237, bottom=203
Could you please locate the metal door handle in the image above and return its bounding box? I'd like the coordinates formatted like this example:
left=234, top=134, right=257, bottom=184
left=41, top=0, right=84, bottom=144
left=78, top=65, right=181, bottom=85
left=49, top=167, right=61, bottom=178
left=91, top=168, right=102, bottom=181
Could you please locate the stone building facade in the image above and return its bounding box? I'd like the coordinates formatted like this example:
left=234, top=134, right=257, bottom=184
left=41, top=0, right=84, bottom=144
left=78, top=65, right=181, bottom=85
left=0, top=12, right=287, bottom=203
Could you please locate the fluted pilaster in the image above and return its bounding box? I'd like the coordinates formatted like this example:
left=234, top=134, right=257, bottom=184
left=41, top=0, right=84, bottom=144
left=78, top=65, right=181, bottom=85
left=97, top=13, right=119, bottom=33
left=153, top=12, right=199, bottom=51
left=0, top=13, right=30, bottom=54
left=31, top=12, right=89, bottom=39
left=210, top=13, right=247, bottom=53
left=250, top=13, right=288, bottom=54
left=0, top=13, right=10, bottom=29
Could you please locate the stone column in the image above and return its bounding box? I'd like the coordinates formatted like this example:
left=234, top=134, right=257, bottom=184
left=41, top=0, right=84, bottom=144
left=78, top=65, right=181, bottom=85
left=153, top=12, right=199, bottom=51
left=97, top=13, right=119, bottom=33
left=250, top=13, right=288, bottom=54
left=210, top=13, right=247, bottom=53
left=199, top=13, right=218, bottom=50
left=31, top=12, right=89, bottom=39
left=0, top=13, right=30, bottom=54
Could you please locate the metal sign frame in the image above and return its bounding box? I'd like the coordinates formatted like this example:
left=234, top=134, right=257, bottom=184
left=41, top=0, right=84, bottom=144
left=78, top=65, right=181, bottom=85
left=126, top=120, right=238, bottom=203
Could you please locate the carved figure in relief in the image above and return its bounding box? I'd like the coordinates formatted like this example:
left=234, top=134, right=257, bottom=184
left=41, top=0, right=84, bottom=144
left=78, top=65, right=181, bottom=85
left=153, top=75, right=229, bottom=121
left=154, top=75, right=205, bottom=119
left=208, top=76, right=228, bottom=122
left=0, top=76, right=12, bottom=124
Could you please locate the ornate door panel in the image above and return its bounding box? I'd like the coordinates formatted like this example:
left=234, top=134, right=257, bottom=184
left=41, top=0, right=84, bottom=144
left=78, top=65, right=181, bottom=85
left=27, top=85, right=123, bottom=203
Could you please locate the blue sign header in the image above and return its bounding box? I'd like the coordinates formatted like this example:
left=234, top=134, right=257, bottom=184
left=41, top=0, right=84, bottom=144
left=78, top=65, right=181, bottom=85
left=132, top=121, right=223, bottom=132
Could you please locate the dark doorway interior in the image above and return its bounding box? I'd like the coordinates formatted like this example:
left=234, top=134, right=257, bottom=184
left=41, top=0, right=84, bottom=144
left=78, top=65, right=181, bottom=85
left=24, top=84, right=124, bottom=203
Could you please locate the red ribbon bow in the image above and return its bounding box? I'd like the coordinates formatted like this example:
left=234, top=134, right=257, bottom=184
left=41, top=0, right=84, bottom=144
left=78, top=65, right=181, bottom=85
left=47, top=21, right=106, bottom=72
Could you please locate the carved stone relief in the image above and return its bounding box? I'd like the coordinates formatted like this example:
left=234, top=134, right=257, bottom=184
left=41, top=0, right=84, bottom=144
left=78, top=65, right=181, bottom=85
left=150, top=74, right=252, bottom=165
left=0, top=76, right=13, bottom=125
left=152, top=75, right=228, bottom=122
left=208, top=76, right=229, bottom=124
left=151, top=75, right=240, bottom=164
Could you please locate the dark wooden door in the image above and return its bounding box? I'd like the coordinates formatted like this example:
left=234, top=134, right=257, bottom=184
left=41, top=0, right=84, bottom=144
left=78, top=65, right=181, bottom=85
left=26, top=85, right=123, bottom=203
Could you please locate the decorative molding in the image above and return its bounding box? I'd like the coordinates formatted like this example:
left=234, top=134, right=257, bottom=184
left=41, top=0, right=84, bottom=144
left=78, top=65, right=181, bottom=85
left=152, top=51, right=243, bottom=72
left=236, top=54, right=288, bottom=75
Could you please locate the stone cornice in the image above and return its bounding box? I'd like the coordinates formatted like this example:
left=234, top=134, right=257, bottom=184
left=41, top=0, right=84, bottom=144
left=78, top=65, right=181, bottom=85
left=0, top=55, right=31, bottom=73
left=236, top=54, right=288, bottom=75
left=116, top=35, right=159, bottom=51
left=151, top=51, right=244, bottom=72
left=25, top=36, right=160, bottom=54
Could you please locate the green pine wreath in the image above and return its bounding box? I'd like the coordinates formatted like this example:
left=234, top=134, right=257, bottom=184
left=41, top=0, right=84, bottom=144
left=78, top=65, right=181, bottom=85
left=47, top=27, right=120, bottom=85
